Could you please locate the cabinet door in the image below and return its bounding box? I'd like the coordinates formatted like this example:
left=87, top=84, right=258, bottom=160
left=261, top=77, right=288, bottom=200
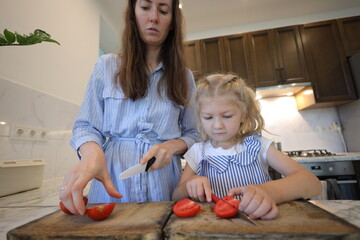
left=223, top=34, right=254, bottom=88
left=300, top=20, right=357, bottom=102
left=200, top=37, right=227, bottom=75
left=337, top=15, right=360, bottom=57
left=184, top=40, right=202, bottom=78
left=274, top=26, right=309, bottom=84
left=248, top=30, right=279, bottom=87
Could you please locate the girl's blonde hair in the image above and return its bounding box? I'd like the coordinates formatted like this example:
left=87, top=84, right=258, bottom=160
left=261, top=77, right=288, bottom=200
left=196, top=73, right=265, bottom=143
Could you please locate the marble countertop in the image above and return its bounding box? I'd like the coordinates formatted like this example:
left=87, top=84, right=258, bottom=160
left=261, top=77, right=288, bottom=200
left=0, top=179, right=359, bottom=240
left=292, top=152, right=360, bottom=163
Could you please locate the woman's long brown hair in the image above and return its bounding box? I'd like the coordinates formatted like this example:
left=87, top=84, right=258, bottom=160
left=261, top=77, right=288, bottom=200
left=117, top=0, right=188, bottom=106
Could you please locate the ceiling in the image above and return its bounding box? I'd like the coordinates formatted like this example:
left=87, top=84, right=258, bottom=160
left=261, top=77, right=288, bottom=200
left=96, top=0, right=360, bottom=53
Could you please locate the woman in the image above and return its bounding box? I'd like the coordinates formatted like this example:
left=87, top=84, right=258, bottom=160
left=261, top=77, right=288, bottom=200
left=59, top=0, right=199, bottom=215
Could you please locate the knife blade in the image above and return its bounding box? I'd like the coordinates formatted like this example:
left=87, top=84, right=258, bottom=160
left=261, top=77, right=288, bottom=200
left=119, top=157, right=156, bottom=179
left=211, top=193, right=257, bottom=226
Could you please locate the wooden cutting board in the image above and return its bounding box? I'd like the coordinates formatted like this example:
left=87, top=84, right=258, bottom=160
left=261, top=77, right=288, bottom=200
left=7, top=202, right=173, bottom=240
left=164, top=200, right=360, bottom=239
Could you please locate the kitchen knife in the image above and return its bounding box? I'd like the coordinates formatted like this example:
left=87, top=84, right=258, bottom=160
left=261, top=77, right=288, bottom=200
left=211, top=193, right=257, bottom=226
left=119, top=157, right=156, bottom=179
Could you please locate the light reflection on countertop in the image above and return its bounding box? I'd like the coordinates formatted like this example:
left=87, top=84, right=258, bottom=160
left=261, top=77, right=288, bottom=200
left=0, top=179, right=359, bottom=240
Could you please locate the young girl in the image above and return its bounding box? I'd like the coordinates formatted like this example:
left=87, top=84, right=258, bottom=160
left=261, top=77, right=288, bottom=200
left=172, top=73, right=322, bottom=220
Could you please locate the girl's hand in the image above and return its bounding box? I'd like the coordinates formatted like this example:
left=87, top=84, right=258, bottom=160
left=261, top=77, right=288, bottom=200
left=59, top=142, right=122, bottom=215
left=228, top=184, right=279, bottom=220
left=185, top=175, right=212, bottom=202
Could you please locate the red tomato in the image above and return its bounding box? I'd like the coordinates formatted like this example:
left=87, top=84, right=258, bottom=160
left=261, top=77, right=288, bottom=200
left=59, top=196, right=88, bottom=215
left=173, top=198, right=201, bottom=218
left=214, top=195, right=241, bottom=218
left=86, top=203, right=116, bottom=221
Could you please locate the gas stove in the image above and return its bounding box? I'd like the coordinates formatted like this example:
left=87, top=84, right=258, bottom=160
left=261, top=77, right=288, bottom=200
left=284, top=149, right=336, bottom=158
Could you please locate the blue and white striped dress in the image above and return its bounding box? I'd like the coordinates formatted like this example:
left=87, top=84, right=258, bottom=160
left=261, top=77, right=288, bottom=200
left=185, top=134, right=272, bottom=198
left=70, top=54, right=199, bottom=203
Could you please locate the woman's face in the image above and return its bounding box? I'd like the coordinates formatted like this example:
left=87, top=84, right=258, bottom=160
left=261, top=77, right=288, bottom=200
left=135, top=0, right=173, bottom=47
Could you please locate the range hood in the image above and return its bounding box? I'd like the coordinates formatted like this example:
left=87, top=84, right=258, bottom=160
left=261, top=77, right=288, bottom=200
left=255, top=82, right=312, bottom=98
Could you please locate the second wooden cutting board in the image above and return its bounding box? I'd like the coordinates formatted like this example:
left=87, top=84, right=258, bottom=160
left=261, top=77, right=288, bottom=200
left=164, top=200, right=360, bottom=239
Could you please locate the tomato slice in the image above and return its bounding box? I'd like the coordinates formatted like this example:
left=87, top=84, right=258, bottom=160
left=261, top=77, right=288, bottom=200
left=214, top=195, right=241, bottom=218
left=173, top=198, right=201, bottom=218
left=86, top=203, right=116, bottom=221
left=59, top=196, right=88, bottom=215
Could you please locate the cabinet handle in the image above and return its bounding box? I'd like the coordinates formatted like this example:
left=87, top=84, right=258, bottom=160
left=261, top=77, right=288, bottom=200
left=279, top=67, right=284, bottom=81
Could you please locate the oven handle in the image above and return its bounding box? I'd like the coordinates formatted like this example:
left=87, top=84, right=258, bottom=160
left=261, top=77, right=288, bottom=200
left=336, top=180, right=358, bottom=184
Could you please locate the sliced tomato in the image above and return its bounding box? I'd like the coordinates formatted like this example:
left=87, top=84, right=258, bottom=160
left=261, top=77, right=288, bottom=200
left=86, top=203, right=116, bottom=221
left=59, top=196, right=88, bottom=215
left=214, top=195, right=241, bottom=218
left=173, top=198, right=201, bottom=218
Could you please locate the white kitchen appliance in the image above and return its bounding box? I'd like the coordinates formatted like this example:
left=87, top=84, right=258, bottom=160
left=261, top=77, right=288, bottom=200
left=0, top=159, right=46, bottom=197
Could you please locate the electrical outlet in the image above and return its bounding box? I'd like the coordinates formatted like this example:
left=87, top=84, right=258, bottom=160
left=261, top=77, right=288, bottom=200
left=10, top=124, right=49, bottom=141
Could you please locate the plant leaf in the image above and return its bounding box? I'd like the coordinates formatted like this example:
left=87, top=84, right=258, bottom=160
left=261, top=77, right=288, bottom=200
left=4, top=29, right=16, bottom=44
left=0, top=34, right=8, bottom=45
left=15, top=33, right=29, bottom=45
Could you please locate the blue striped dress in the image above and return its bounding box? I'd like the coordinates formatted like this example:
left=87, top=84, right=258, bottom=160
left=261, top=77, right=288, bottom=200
left=70, top=54, right=199, bottom=203
left=185, top=134, right=272, bottom=198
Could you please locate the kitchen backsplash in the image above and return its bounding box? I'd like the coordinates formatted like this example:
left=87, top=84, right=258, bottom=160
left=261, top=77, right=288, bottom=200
left=0, top=77, right=80, bottom=181
left=0, top=77, right=347, bottom=182
left=260, top=96, right=345, bottom=153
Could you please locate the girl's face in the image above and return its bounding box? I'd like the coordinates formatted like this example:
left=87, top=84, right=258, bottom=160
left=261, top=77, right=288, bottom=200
left=135, top=0, right=173, bottom=47
left=199, top=96, right=244, bottom=149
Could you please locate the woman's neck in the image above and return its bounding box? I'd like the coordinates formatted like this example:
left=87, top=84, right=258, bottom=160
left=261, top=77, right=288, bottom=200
left=147, top=45, right=161, bottom=73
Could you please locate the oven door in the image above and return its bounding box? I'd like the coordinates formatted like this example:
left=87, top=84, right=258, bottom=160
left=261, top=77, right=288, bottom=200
left=318, top=176, right=360, bottom=200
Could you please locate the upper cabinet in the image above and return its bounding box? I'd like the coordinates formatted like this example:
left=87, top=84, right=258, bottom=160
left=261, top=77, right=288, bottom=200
left=337, top=15, right=360, bottom=57
left=223, top=33, right=254, bottom=88
left=184, top=40, right=202, bottom=78
left=183, top=15, right=359, bottom=109
left=299, top=20, right=357, bottom=108
left=248, top=26, right=309, bottom=87
left=199, top=37, right=227, bottom=74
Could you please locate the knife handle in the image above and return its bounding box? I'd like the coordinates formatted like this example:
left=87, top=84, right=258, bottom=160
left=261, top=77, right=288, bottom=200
left=145, top=157, right=156, bottom=171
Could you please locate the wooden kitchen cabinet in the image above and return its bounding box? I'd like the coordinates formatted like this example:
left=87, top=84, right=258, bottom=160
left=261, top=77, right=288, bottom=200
left=223, top=33, right=255, bottom=88
left=184, top=35, right=255, bottom=87
left=199, top=37, right=227, bottom=75
left=248, top=26, right=309, bottom=88
left=299, top=20, right=357, bottom=108
left=184, top=40, right=202, bottom=78
left=337, top=15, right=360, bottom=57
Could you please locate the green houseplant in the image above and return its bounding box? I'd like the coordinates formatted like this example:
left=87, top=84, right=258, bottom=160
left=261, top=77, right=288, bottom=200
left=0, top=29, right=60, bottom=46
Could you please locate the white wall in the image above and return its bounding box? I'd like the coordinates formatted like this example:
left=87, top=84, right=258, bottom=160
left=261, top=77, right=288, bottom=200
left=0, top=0, right=100, bottom=106
left=0, top=0, right=100, bottom=184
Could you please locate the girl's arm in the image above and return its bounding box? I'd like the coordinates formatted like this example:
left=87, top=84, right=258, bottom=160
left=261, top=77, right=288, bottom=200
left=261, top=145, right=322, bottom=203
left=229, top=144, right=322, bottom=219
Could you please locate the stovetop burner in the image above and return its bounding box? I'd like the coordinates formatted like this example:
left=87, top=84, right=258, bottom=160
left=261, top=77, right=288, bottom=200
left=284, top=149, right=336, bottom=157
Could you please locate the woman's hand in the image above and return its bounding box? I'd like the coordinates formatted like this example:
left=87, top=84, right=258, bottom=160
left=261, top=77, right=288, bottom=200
left=140, top=139, right=188, bottom=169
left=185, top=175, right=212, bottom=202
left=59, top=142, right=122, bottom=215
left=228, top=184, right=278, bottom=220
